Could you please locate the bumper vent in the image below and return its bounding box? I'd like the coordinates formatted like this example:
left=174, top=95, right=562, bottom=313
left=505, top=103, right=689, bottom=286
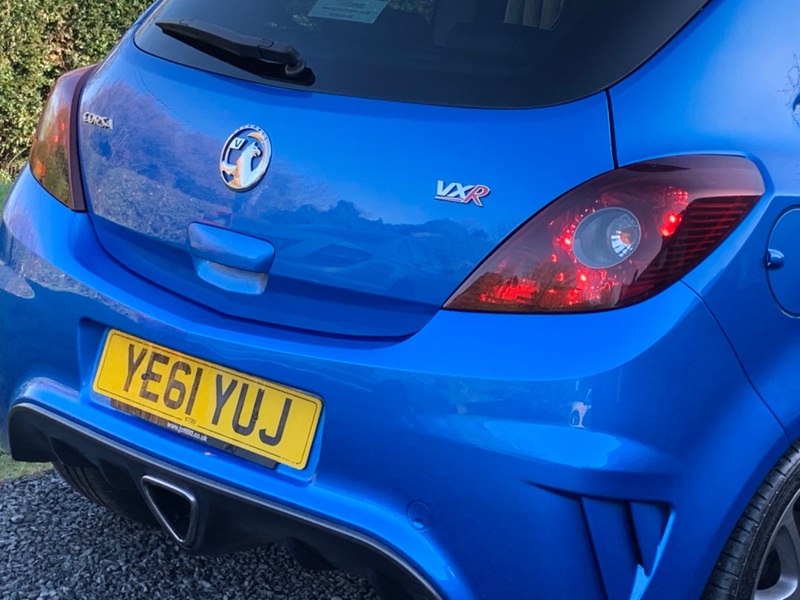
left=581, top=497, right=671, bottom=600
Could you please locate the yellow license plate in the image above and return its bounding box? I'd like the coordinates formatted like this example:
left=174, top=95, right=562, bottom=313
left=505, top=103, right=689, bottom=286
left=93, top=330, right=323, bottom=470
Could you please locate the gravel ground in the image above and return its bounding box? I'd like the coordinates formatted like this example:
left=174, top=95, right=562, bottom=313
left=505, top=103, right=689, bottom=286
left=0, top=471, right=379, bottom=600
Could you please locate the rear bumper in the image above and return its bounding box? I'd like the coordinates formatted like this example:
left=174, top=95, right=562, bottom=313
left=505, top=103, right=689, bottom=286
left=0, top=168, right=790, bottom=600
left=8, top=402, right=440, bottom=600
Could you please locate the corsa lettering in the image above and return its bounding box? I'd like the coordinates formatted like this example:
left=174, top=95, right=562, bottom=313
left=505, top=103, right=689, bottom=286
left=82, top=111, right=114, bottom=130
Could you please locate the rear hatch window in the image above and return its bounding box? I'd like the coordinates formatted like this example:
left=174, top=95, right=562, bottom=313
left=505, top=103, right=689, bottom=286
left=135, top=0, right=708, bottom=108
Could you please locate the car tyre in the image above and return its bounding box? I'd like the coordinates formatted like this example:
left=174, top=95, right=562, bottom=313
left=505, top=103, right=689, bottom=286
left=704, top=441, right=800, bottom=600
left=53, top=459, right=156, bottom=526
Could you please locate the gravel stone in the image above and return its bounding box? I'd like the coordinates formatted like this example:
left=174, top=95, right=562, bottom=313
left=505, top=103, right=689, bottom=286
left=0, top=472, right=380, bottom=600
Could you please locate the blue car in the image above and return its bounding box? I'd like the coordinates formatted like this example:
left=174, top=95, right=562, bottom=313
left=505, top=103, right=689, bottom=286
left=2, top=0, right=800, bottom=598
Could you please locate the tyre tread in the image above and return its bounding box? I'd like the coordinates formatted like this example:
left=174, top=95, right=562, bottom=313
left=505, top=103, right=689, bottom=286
left=703, top=441, right=800, bottom=599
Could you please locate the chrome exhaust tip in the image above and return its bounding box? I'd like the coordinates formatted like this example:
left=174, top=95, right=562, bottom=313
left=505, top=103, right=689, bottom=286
left=141, top=475, right=200, bottom=547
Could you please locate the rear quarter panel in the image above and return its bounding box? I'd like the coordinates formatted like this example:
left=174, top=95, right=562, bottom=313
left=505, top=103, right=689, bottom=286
left=611, top=0, right=800, bottom=435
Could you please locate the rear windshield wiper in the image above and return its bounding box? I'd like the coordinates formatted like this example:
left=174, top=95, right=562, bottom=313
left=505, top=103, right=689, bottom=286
left=156, top=19, right=309, bottom=81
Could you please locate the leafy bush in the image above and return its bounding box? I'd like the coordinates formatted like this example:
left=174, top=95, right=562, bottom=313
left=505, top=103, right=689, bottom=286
left=0, top=0, right=151, bottom=180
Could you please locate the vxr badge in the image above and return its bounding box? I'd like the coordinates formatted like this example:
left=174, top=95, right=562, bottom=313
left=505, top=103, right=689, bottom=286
left=220, top=125, right=272, bottom=192
left=435, top=180, right=491, bottom=207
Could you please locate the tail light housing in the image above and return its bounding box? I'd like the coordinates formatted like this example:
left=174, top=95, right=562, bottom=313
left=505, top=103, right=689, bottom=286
left=445, top=155, right=765, bottom=313
left=29, top=66, right=95, bottom=210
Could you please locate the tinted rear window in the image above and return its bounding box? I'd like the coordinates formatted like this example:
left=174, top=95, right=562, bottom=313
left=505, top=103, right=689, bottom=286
left=135, top=0, right=708, bottom=108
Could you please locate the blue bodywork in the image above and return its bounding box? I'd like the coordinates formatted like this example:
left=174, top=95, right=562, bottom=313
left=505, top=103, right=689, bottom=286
left=2, top=0, right=800, bottom=598
left=78, top=40, right=613, bottom=337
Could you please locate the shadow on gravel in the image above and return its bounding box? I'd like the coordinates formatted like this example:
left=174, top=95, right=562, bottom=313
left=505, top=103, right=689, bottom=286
left=0, top=472, right=379, bottom=600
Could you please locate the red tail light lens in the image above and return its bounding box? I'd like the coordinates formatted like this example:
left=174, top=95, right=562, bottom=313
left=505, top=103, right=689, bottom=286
left=29, top=66, right=94, bottom=210
left=445, top=155, right=765, bottom=313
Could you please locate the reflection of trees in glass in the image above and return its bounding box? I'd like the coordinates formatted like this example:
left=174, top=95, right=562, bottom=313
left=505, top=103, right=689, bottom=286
left=388, top=0, right=435, bottom=21
left=289, top=0, right=434, bottom=25
left=504, top=0, right=563, bottom=29
left=288, top=0, right=319, bottom=27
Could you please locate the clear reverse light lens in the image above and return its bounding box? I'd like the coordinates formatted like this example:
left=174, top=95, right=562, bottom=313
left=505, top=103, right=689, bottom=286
left=573, top=207, right=641, bottom=268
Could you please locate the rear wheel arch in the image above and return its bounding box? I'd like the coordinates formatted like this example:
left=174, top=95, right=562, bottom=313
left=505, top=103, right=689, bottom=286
left=703, top=439, right=800, bottom=599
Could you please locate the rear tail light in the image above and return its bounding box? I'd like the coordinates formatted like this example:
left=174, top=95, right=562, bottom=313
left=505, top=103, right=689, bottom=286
left=29, top=66, right=95, bottom=210
left=445, top=155, right=765, bottom=313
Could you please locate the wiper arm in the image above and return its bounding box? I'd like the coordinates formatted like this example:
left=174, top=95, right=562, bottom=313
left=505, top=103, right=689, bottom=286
left=156, top=19, right=308, bottom=80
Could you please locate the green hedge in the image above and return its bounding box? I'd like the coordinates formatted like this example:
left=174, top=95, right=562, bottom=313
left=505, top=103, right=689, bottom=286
left=0, top=1, right=151, bottom=180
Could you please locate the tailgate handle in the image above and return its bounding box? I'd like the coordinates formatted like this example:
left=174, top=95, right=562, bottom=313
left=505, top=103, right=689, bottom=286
left=188, top=223, right=276, bottom=295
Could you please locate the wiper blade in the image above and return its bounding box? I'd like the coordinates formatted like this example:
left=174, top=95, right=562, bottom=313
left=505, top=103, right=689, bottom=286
left=156, top=19, right=308, bottom=80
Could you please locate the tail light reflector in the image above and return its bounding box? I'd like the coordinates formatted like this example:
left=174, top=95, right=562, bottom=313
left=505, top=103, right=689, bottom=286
left=29, top=66, right=95, bottom=210
left=445, top=155, right=765, bottom=313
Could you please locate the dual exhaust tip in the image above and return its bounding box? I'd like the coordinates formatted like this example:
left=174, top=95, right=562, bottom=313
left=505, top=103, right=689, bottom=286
left=141, top=475, right=200, bottom=547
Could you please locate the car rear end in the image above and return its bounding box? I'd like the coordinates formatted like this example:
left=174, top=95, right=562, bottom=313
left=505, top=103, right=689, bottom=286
left=0, top=0, right=792, bottom=598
